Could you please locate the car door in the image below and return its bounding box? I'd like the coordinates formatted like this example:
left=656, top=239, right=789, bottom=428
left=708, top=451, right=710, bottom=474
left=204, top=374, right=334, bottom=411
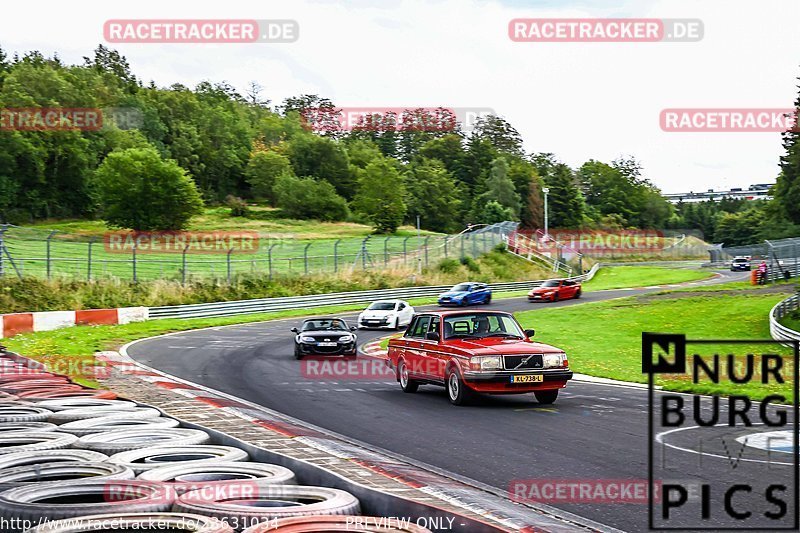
left=404, top=315, right=431, bottom=379
left=466, top=285, right=480, bottom=305
left=398, top=301, right=412, bottom=326
left=424, top=316, right=447, bottom=381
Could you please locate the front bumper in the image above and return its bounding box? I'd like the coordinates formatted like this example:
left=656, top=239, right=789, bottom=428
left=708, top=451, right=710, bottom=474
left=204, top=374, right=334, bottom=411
left=462, top=369, right=573, bottom=393
left=528, top=293, right=553, bottom=301
left=438, top=299, right=463, bottom=306
left=297, top=342, right=356, bottom=355
left=359, top=318, right=394, bottom=329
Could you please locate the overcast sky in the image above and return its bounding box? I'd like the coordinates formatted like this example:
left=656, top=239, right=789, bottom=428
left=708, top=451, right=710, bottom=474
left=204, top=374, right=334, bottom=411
left=3, top=0, right=798, bottom=193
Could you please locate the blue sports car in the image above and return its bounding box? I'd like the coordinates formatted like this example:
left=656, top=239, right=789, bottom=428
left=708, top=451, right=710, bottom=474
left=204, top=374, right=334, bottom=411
left=437, top=282, right=492, bottom=306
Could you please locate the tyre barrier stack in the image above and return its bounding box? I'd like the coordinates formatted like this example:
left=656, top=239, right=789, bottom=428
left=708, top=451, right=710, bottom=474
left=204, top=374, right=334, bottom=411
left=0, top=353, right=434, bottom=533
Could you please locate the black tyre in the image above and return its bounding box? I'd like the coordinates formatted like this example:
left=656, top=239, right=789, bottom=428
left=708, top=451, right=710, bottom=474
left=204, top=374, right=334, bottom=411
left=175, top=485, right=360, bottom=526
left=0, top=461, right=134, bottom=491
left=109, top=445, right=249, bottom=474
left=58, top=416, right=180, bottom=436
left=398, top=360, right=419, bottom=393
left=0, top=480, right=173, bottom=530
left=0, top=449, right=109, bottom=470
left=446, top=368, right=472, bottom=406
left=293, top=345, right=303, bottom=360
left=485, top=294, right=492, bottom=304
left=575, top=289, right=581, bottom=299
left=0, top=406, right=53, bottom=423
left=138, top=461, right=297, bottom=493
left=0, top=432, right=77, bottom=455
left=535, top=389, right=559, bottom=404
left=552, top=293, right=560, bottom=302
left=74, top=428, right=210, bottom=454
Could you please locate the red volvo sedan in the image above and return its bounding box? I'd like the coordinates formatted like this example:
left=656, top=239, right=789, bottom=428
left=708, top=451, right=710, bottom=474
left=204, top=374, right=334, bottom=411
left=387, top=310, right=572, bottom=405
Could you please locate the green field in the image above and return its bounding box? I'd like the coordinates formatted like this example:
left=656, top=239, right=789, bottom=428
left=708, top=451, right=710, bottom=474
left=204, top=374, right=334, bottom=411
left=583, top=265, right=712, bottom=291
left=516, top=288, right=792, bottom=401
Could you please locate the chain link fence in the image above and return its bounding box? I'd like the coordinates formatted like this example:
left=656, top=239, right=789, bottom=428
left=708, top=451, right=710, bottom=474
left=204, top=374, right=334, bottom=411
left=710, top=236, right=800, bottom=282
left=0, top=222, right=518, bottom=283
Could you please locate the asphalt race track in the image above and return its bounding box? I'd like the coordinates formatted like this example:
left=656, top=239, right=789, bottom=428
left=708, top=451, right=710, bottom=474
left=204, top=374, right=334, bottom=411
left=127, top=269, right=795, bottom=531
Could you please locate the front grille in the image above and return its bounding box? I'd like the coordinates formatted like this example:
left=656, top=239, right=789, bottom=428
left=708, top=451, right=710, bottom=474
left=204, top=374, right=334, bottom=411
left=503, top=354, right=543, bottom=370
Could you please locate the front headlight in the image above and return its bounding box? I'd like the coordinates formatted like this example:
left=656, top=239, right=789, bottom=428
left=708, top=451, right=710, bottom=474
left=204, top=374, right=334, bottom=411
left=469, top=355, right=503, bottom=371
left=542, top=353, right=567, bottom=369
left=338, top=335, right=354, bottom=342
left=300, top=336, right=316, bottom=343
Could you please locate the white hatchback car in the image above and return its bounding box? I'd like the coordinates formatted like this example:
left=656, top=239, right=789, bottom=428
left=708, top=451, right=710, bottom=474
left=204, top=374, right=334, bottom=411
left=357, top=300, right=414, bottom=330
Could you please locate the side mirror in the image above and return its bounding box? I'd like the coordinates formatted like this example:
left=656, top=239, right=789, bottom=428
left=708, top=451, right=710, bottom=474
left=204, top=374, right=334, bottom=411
left=350, top=326, right=357, bottom=332
left=426, top=332, right=440, bottom=342
left=524, top=329, right=535, bottom=338
left=291, top=327, right=299, bottom=333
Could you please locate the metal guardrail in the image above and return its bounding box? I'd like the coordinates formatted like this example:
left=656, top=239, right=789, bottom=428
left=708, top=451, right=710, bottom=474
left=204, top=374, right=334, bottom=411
left=149, top=264, right=601, bottom=319
left=770, top=293, right=800, bottom=345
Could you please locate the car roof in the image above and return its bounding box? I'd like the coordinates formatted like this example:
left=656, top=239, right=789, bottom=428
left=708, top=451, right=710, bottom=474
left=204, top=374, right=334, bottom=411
left=302, top=316, right=346, bottom=322
left=422, top=310, right=513, bottom=318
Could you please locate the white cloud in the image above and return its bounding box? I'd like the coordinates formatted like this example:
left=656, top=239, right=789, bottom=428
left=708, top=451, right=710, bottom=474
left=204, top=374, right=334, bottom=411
left=2, top=0, right=797, bottom=193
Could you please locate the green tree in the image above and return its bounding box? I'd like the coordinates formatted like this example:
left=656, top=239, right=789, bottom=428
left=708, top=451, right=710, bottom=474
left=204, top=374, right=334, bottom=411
left=95, top=147, right=204, bottom=230
left=245, top=150, right=292, bottom=203
left=475, top=200, right=514, bottom=225
left=475, top=158, right=520, bottom=218
left=532, top=154, right=585, bottom=228
left=353, top=158, right=407, bottom=233
left=273, top=174, right=349, bottom=221
left=287, top=134, right=354, bottom=199
left=405, top=159, right=463, bottom=233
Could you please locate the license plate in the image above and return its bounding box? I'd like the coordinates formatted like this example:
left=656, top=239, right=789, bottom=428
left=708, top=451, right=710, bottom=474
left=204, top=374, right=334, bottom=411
left=511, top=375, right=543, bottom=383
left=318, top=342, right=338, bottom=347
left=367, top=321, right=380, bottom=325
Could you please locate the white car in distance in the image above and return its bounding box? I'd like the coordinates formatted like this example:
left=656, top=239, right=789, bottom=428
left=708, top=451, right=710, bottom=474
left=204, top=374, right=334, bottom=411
left=358, top=300, right=414, bottom=330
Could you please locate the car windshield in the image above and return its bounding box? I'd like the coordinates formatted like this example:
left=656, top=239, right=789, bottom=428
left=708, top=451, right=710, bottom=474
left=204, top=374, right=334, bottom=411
left=442, top=313, right=525, bottom=340
left=733, top=259, right=748, bottom=263
left=367, top=302, right=396, bottom=311
left=302, top=319, right=347, bottom=331
left=541, top=280, right=561, bottom=287
left=451, top=283, right=472, bottom=292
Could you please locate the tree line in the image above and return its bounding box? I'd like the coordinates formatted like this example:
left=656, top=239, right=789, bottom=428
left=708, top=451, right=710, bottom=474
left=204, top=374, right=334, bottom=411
left=1, top=45, right=797, bottom=243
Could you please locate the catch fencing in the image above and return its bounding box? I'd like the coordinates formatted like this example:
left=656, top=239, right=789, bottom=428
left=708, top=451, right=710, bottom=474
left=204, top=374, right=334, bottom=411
left=0, top=222, right=517, bottom=283
left=710, top=236, right=800, bottom=282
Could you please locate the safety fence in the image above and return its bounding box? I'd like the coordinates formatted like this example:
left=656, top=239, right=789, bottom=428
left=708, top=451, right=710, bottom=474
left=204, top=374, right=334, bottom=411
left=148, top=264, right=601, bottom=320
left=0, top=222, right=517, bottom=283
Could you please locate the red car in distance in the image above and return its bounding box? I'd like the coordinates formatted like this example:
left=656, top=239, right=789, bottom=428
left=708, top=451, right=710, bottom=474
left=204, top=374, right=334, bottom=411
left=528, top=279, right=582, bottom=302
left=387, top=310, right=572, bottom=405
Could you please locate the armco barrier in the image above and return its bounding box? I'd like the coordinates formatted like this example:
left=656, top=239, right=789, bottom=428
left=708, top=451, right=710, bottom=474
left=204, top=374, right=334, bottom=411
left=148, top=264, right=601, bottom=320
left=770, top=293, right=800, bottom=345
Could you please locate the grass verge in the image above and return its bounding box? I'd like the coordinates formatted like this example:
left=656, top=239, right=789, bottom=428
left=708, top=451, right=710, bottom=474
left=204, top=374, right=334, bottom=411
left=583, top=265, right=712, bottom=291
left=516, top=288, right=792, bottom=401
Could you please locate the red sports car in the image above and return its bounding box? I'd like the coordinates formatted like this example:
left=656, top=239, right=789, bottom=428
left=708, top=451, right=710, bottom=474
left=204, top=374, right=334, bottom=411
left=386, top=310, right=572, bottom=405
left=528, top=279, right=581, bottom=302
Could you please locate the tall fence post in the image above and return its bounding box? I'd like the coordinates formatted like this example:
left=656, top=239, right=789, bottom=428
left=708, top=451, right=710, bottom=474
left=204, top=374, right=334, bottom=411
left=304, top=243, right=312, bottom=275
left=471, top=233, right=477, bottom=258
left=444, top=235, right=449, bottom=259
left=46, top=230, right=57, bottom=280
left=268, top=243, right=278, bottom=280
left=333, top=240, right=341, bottom=273
left=460, top=234, right=465, bottom=259
left=132, top=239, right=138, bottom=283
left=87, top=237, right=97, bottom=281
left=182, top=245, right=189, bottom=285
left=227, top=248, right=234, bottom=283
left=424, top=236, right=430, bottom=267
left=384, top=237, right=390, bottom=266
left=482, top=232, right=488, bottom=253
left=403, top=237, right=410, bottom=266
left=0, top=225, right=8, bottom=278
left=361, top=237, right=370, bottom=269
